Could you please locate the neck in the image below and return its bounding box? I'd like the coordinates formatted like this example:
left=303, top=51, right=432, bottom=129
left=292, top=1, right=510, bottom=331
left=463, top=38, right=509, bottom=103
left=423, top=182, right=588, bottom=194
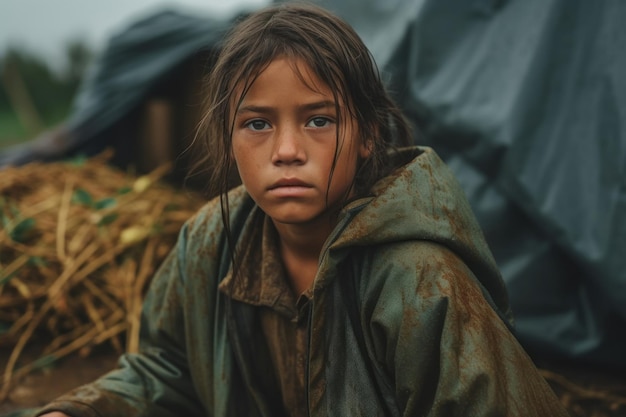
left=272, top=217, right=335, bottom=295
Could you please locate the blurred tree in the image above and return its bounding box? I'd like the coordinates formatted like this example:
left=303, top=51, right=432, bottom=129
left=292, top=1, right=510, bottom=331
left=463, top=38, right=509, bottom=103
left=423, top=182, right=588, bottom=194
left=0, top=49, right=46, bottom=135
left=63, top=39, right=93, bottom=94
left=0, top=41, right=93, bottom=141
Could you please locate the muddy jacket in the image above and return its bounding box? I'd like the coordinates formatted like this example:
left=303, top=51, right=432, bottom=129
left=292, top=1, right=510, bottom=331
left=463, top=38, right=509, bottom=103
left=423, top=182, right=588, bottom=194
left=38, top=147, right=568, bottom=417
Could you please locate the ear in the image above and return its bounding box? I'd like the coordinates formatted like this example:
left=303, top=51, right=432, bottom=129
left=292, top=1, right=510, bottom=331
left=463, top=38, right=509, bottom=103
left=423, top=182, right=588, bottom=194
left=359, top=138, right=373, bottom=159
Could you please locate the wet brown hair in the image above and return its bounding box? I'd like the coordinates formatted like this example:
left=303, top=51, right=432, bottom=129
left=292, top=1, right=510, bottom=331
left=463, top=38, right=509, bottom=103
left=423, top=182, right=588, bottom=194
left=193, top=2, right=412, bottom=259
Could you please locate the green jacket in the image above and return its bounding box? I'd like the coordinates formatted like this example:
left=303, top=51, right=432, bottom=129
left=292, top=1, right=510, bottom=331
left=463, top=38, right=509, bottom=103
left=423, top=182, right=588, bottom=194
left=38, top=147, right=568, bottom=416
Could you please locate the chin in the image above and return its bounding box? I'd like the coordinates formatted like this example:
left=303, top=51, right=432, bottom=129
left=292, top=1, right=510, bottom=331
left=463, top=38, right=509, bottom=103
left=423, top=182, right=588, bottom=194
left=265, top=209, right=325, bottom=225
left=269, top=214, right=317, bottom=225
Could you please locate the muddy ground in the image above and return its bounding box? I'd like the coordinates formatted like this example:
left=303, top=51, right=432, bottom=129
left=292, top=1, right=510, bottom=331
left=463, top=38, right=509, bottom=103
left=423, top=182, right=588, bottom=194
left=1, top=347, right=625, bottom=416
left=1, top=347, right=118, bottom=416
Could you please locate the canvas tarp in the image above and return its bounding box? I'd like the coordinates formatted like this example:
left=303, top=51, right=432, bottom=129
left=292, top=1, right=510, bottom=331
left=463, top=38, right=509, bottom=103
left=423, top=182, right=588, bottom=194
left=314, top=0, right=626, bottom=367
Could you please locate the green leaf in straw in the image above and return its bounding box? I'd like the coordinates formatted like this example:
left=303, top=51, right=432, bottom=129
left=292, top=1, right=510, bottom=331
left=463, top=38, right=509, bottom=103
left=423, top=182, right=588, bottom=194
left=94, top=197, right=117, bottom=210
left=72, top=188, right=94, bottom=206
left=98, top=212, right=119, bottom=226
left=9, top=217, right=36, bottom=243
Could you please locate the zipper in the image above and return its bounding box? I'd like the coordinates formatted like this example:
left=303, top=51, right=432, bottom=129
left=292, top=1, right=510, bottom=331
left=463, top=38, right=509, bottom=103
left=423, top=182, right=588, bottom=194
left=305, top=304, right=313, bottom=417
left=305, top=199, right=370, bottom=417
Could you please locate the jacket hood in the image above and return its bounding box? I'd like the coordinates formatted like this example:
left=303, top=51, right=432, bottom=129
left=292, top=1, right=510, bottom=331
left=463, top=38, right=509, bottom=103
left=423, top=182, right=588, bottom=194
left=326, top=146, right=512, bottom=322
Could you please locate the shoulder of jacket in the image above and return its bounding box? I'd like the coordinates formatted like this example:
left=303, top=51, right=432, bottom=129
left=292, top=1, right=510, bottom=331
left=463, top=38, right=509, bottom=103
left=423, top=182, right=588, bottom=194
left=181, top=185, right=253, bottom=244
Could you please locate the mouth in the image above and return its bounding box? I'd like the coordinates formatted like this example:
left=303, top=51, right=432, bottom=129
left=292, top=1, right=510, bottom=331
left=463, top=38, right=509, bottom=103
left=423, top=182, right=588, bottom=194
left=267, top=178, right=314, bottom=197
left=268, top=178, right=313, bottom=190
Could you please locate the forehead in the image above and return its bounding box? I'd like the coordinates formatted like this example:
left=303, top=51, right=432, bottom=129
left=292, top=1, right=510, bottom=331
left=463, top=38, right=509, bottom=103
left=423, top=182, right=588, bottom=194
left=262, top=58, right=324, bottom=91
left=232, top=57, right=346, bottom=111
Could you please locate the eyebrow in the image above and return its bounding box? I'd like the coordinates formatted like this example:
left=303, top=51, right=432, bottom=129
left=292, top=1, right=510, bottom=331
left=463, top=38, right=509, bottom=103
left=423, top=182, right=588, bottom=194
left=237, top=100, right=337, bottom=115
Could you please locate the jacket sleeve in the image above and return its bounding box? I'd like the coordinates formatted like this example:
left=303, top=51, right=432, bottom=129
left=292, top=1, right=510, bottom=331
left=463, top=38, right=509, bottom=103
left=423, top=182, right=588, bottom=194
left=362, top=241, right=569, bottom=417
left=35, top=219, right=206, bottom=417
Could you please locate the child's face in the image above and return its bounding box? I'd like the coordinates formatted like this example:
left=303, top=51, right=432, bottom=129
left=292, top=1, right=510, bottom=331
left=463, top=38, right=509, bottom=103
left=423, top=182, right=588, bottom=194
left=231, top=57, right=369, bottom=227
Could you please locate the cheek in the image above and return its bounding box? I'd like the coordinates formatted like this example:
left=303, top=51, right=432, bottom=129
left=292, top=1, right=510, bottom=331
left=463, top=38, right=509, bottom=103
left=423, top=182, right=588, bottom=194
left=331, top=147, right=360, bottom=186
left=231, top=138, right=247, bottom=165
left=232, top=142, right=261, bottom=186
left=231, top=143, right=240, bottom=162
left=231, top=143, right=248, bottom=177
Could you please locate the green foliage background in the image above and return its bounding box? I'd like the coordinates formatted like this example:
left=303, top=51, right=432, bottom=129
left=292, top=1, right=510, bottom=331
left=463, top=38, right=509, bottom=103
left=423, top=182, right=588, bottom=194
left=0, top=40, right=93, bottom=149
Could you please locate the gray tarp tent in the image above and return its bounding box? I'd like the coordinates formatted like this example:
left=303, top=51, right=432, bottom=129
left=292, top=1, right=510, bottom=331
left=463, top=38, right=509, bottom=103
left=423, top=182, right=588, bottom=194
left=2, top=0, right=625, bottom=368
left=321, top=0, right=626, bottom=367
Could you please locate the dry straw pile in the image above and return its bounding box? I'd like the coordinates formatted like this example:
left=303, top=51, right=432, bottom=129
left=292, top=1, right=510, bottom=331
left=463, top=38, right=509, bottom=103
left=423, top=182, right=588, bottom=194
left=0, top=152, right=204, bottom=400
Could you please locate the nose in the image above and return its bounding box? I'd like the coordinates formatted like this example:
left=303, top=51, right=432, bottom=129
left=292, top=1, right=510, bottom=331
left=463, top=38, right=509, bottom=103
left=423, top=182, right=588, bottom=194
left=271, top=125, right=306, bottom=165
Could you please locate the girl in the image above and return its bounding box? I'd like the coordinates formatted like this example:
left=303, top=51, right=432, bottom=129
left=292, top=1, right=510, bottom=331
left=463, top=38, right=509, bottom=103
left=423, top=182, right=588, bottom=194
left=38, top=3, right=567, bottom=416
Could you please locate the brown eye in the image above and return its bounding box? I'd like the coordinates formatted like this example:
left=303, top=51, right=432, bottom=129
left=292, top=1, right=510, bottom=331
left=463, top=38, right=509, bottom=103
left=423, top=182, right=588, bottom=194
left=306, top=117, right=332, bottom=128
left=246, top=119, right=270, bottom=131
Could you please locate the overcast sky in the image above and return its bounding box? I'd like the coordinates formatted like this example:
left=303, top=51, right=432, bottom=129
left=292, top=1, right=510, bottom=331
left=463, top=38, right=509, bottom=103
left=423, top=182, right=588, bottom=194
left=0, top=0, right=269, bottom=69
